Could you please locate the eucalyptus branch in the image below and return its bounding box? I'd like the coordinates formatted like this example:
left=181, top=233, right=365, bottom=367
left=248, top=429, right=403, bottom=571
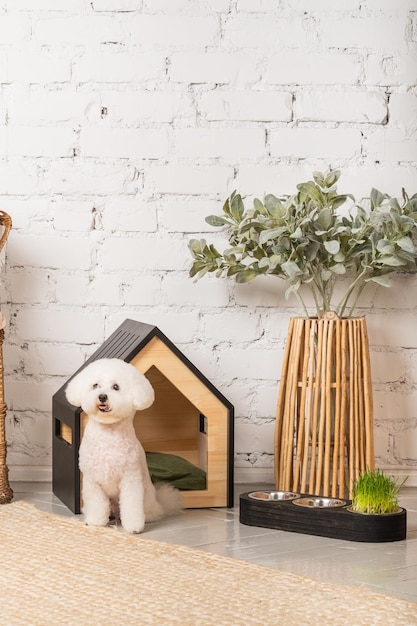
left=188, top=170, right=417, bottom=318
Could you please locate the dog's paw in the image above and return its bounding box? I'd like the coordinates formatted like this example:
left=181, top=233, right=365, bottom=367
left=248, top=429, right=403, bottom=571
left=84, top=516, right=109, bottom=527
left=122, top=520, right=145, bottom=534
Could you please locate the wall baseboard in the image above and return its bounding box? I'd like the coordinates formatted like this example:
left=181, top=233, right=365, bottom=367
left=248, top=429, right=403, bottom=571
left=8, top=465, right=417, bottom=488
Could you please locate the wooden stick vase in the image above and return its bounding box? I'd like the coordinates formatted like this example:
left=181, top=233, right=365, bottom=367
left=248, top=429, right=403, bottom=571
left=274, top=315, right=374, bottom=500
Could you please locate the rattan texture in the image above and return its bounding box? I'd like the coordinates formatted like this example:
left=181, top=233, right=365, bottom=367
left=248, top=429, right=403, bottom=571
left=0, top=211, right=12, bottom=504
left=1, top=501, right=416, bottom=626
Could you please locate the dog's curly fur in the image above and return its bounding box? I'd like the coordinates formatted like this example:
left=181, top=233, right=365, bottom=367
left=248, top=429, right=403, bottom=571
left=65, top=358, right=182, bottom=533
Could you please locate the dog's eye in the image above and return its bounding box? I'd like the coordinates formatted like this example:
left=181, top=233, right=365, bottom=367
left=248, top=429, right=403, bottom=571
left=92, top=383, right=98, bottom=389
left=112, top=384, right=119, bottom=391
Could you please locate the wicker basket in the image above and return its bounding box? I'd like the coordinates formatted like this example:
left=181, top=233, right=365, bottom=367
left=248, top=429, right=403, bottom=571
left=0, top=211, right=13, bottom=504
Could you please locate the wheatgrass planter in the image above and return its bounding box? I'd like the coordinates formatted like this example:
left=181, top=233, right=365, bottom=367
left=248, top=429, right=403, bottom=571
left=52, top=319, right=234, bottom=513
left=239, top=491, right=407, bottom=543
left=274, top=315, right=374, bottom=500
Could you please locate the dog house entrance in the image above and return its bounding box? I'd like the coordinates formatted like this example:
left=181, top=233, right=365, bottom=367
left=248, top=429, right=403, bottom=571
left=134, top=365, right=207, bottom=489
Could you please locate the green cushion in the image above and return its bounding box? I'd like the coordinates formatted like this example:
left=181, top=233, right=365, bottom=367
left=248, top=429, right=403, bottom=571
left=145, top=452, right=206, bottom=491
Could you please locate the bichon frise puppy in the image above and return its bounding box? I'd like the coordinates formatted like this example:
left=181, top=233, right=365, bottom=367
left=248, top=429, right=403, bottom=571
left=65, top=357, right=182, bottom=533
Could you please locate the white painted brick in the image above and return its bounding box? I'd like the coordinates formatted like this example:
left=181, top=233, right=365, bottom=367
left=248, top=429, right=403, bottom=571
left=7, top=235, right=93, bottom=270
left=170, top=52, right=260, bottom=85
left=235, top=163, right=316, bottom=196
left=394, top=420, right=417, bottom=464
left=251, top=385, right=279, bottom=419
left=73, top=52, right=165, bottom=83
left=370, top=350, right=408, bottom=384
left=8, top=270, right=53, bottom=305
left=21, top=343, right=87, bottom=377
left=366, top=128, right=417, bottom=162
left=102, top=197, right=157, bottom=232
left=370, top=275, right=417, bottom=310
left=55, top=274, right=122, bottom=306
left=174, top=128, right=265, bottom=159
left=43, top=160, right=136, bottom=196
left=10, top=0, right=84, bottom=8
left=0, top=16, right=30, bottom=44
left=234, top=276, right=288, bottom=308
left=320, top=17, right=407, bottom=50
left=130, top=15, right=219, bottom=47
left=202, top=312, right=261, bottom=343
left=98, top=90, right=194, bottom=124
left=389, top=93, right=417, bottom=133
left=33, top=16, right=124, bottom=46
left=7, top=380, right=59, bottom=412
left=264, top=52, right=361, bottom=86
left=8, top=86, right=101, bottom=124
left=235, top=421, right=275, bottom=454
left=0, top=160, right=42, bottom=195
left=337, top=165, right=417, bottom=198
left=365, top=54, right=417, bottom=87
left=53, top=201, right=95, bottom=232
left=411, top=353, right=417, bottom=384
left=163, top=275, right=230, bottom=307
left=269, top=127, right=362, bottom=159
left=142, top=0, right=200, bottom=10
left=145, top=164, right=233, bottom=195
left=220, top=346, right=284, bottom=381
left=199, top=90, right=292, bottom=122
left=237, top=0, right=288, bottom=11
left=15, top=309, right=104, bottom=343
left=296, top=91, right=387, bottom=124
left=80, top=127, right=169, bottom=159
left=159, top=197, right=223, bottom=232
left=368, top=313, right=417, bottom=348
left=7, top=47, right=72, bottom=83
left=224, top=16, right=308, bottom=49
left=92, top=0, right=142, bottom=10
left=206, top=0, right=230, bottom=11
left=98, top=237, right=189, bottom=271
left=0, top=198, right=52, bottom=231
left=123, top=276, right=162, bottom=306
left=4, top=126, right=75, bottom=158
left=105, top=311, right=200, bottom=344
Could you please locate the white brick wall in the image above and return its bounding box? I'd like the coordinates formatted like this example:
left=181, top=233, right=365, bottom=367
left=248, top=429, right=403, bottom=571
left=1, top=1, right=416, bottom=486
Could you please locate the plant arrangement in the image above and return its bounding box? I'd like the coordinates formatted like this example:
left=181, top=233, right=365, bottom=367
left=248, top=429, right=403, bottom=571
left=189, top=169, right=417, bottom=318
left=350, top=469, right=407, bottom=515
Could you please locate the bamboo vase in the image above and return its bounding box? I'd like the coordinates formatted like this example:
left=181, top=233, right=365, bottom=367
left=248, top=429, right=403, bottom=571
left=274, top=315, right=374, bottom=500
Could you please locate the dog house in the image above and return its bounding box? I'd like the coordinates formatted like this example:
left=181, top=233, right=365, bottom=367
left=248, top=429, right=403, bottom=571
left=52, top=319, right=234, bottom=513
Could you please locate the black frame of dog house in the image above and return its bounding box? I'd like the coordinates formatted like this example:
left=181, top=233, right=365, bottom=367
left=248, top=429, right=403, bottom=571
left=52, top=319, right=234, bottom=513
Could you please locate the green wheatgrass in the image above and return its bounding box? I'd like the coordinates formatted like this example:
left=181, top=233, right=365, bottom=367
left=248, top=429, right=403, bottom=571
left=350, top=469, right=407, bottom=515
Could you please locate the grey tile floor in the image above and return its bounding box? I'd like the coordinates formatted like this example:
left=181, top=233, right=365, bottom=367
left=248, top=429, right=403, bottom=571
left=10, top=481, right=417, bottom=605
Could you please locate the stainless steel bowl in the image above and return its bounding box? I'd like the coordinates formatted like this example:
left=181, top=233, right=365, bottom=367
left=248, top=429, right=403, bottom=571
left=248, top=491, right=300, bottom=501
left=292, top=497, right=346, bottom=508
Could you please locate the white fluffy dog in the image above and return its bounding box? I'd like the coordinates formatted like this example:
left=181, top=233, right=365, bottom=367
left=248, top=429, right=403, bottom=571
left=65, top=357, right=182, bottom=533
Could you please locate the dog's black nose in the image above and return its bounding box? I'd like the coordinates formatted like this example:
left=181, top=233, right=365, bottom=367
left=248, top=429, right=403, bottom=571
left=98, top=394, right=108, bottom=403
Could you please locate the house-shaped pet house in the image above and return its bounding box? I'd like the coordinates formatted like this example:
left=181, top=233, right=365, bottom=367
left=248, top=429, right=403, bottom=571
left=52, top=319, right=234, bottom=513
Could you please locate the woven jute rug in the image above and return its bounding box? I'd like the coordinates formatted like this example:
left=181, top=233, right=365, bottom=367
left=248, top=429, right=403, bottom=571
left=1, top=502, right=416, bottom=626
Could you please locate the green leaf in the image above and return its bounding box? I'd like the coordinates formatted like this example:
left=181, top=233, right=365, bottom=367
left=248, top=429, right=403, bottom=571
left=285, top=281, right=301, bottom=299
left=312, top=171, right=325, bottom=187
left=205, top=215, right=230, bottom=227
left=368, top=275, right=392, bottom=287
left=235, top=269, right=258, bottom=283
left=230, top=194, right=245, bottom=221
left=377, top=255, right=407, bottom=267
left=376, top=239, right=394, bottom=254
left=316, top=208, right=332, bottom=230
left=370, top=188, right=386, bottom=209
left=258, top=226, right=287, bottom=245
left=297, top=181, right=323, bottom=206
left=324, top=170, right=341, bottom=187
left=323, top=240, right=340, bottom=255
left=396, top=236, right=415, bottom=253
left=281, top=260, right=301, bottom=278
left=330, top=263, right=346, bottom=275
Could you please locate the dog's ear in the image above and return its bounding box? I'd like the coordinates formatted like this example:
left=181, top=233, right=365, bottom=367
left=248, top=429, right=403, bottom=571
left=131, top=369, right=155, bottom=411
left=65, top=371, right=87, bottom=408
